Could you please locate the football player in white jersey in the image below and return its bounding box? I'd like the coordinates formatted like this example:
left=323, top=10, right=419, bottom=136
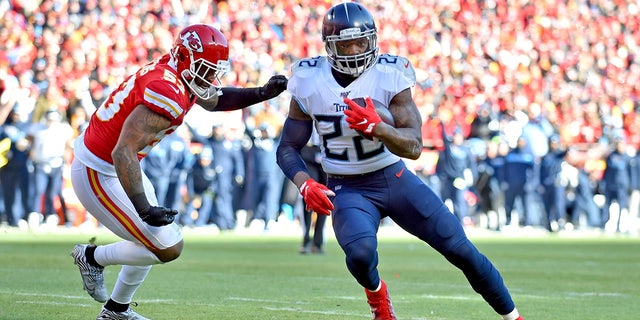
left=70, top=24, right=287, bottom=320
left=276, top=3, right=524, bottom=320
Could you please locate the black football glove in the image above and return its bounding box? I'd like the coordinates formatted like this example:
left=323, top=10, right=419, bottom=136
left=138, top=206, right=178, bottom=227
left=130, top=193, right=178, bottom=227
left=259, top=75, right=288, bottom=99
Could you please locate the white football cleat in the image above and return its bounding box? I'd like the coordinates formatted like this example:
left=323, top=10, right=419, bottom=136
left=96, top=307, right=150, bottom=320
left=71, top=244, right=109, bottom=303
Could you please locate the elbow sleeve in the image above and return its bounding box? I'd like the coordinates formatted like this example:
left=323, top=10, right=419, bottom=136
left=276, top=118, right=313, bottom=181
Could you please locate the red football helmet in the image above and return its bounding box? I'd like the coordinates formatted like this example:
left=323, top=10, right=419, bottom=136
left=171, top=24, right=230, bottom=99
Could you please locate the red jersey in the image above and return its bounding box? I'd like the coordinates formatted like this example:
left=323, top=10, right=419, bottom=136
left=74, top=54, right=195, bottom=175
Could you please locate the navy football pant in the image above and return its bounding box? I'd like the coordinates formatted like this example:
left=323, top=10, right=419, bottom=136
left=327, top=160, right=515, bottom=315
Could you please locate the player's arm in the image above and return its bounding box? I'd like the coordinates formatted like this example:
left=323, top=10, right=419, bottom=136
left=276, top=99, right=334, bottom=215
left=197, top=75, right=288, bottom=112
left=194, top=93, right=220, bottom=111
left=276, top=98, right=313, bottom=187
left=439, top=120, right=451, bottom=148
left=373, top=88, right=423, bottom=159
left=113, top=104, right=171, bottom=197
left=113, top=104, right=179, bottom=226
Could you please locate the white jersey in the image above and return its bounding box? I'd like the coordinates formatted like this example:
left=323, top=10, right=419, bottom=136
left=288, top=54, right=416, bottom=175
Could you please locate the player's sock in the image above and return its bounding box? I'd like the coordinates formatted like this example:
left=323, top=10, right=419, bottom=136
left=105, top=298, right=129, bottom=312
left=367, top=281, right=382, bottom=293
left=110, top=265, right=152, bottom=305
left=94, top=241, right=162, bottom=266
left=85, top=245, right=103, bottom=268
left=501, top=308, right=521, bottom=320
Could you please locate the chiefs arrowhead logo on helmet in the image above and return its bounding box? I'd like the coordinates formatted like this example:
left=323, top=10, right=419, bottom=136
left=181, top=31, right=204, bottom=53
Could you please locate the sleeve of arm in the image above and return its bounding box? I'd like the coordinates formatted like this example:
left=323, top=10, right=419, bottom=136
left=276, top=117, right=313, bottom=181
left=143, top=81, right=185, bottom=120
left=213, top=87, right=265, bottom=111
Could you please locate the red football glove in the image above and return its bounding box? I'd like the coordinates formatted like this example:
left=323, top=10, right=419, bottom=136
left=344, top=96, right=382, bottom=136
left=299, top=178, right=334, bottom=216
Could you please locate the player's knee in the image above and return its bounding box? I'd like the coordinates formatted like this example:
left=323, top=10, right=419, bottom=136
left=444, top=238, right=484, bottom=271
left=347, top=249, right=373, bottom=268
left=345, top=237, right=377, bottom=268
left=153, top=241, right=184, bottom=263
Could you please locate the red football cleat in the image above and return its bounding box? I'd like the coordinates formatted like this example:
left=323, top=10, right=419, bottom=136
left=364, top=280, right=397, bottom=320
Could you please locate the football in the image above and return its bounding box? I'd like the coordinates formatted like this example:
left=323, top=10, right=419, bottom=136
left=349, top=97, right=395, bottom=126
left=349, top=97, right=395, bottom=140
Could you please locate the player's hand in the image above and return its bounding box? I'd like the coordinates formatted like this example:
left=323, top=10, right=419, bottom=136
left=260, top=75, right=288, bottom=99
left=138, top=206, right=178, bottom=227
left=344, top=96, right=382, bottom=136
left=299, top=178, right=335, bottom=216
left=234, top=175, right=245, bottom=186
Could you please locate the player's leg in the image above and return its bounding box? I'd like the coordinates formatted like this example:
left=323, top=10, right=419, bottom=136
left=330, top=187, right=396, bottom=319
left=503, top=185, right=517, bottom=226
left=387, top=169, right=521, bottom=319
left=331, top=188, right=381, bottom=288
left=308, top=163, right=325, bottom=253
left=299, top=204, right=313, bottom=253
left=617, top=190, right=630, bottom=233
left=102, top=265, right=152, bottom=319
left=312, top=212, right=327, bottom=253
left=70, top=160, right=183, bottom=317
left=70, top=161, right=184, bottom=261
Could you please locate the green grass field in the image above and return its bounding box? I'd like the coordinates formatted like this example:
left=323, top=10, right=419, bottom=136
left=0, top=228, right=638, bottom=320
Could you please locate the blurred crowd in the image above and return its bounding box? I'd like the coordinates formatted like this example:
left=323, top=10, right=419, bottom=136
left=1, top=0, right=640, bottom=235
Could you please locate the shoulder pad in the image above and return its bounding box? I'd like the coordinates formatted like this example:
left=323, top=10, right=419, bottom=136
left=291, top=56, right=326, bottom=78
left=375, top=54, right=416, bottom=83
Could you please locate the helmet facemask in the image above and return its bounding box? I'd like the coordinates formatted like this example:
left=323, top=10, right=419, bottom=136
left=325, top=28, right=378, bottom=77
left=181, top=53, right=230, bottom=100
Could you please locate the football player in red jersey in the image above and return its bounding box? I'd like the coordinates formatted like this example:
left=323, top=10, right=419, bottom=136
left=276, top=3, right=523, bottom=320
left=69, top=24, right=287, bottom=320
